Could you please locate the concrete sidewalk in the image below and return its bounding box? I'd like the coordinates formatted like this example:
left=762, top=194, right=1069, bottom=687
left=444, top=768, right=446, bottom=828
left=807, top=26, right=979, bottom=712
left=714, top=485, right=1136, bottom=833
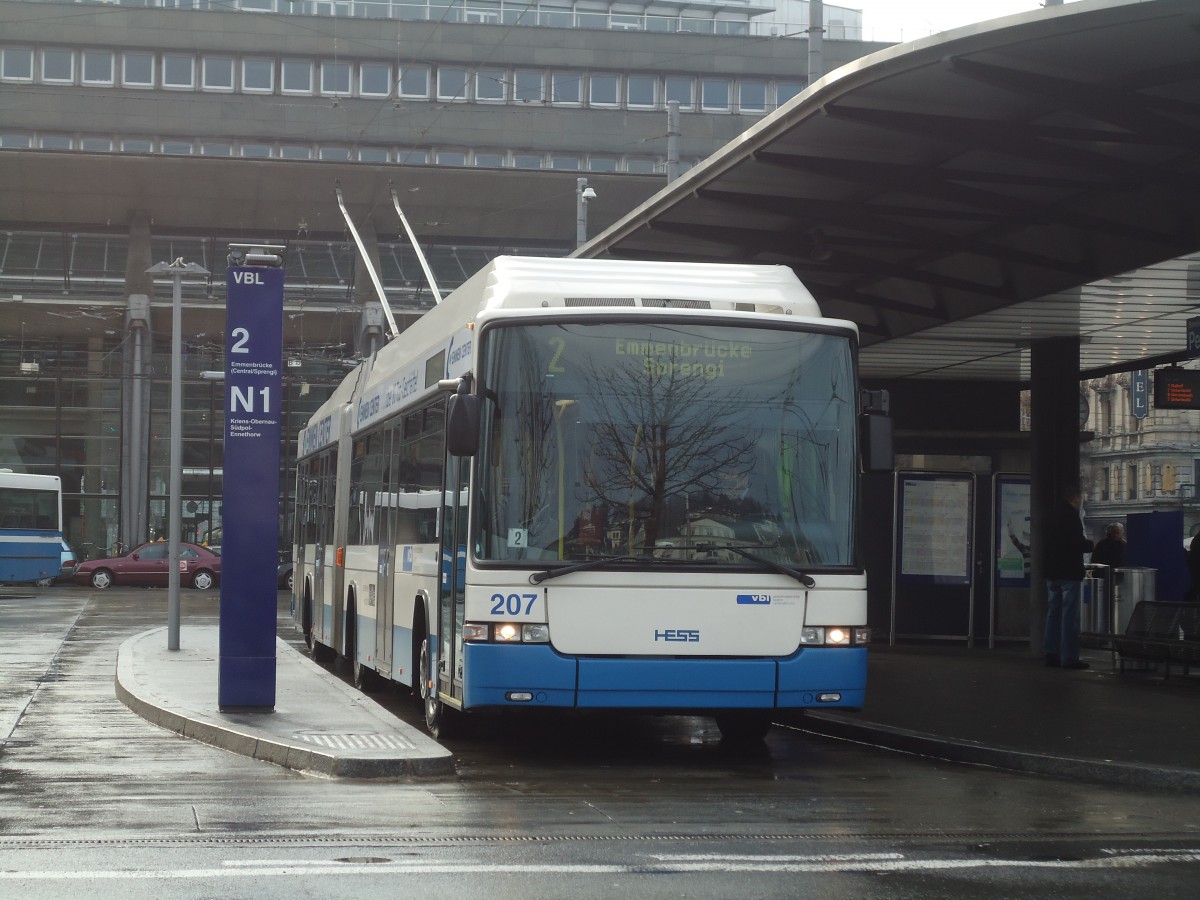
left=116, top=626, right=454, bottom=778
left=799, top=644, right=1200, bottom=792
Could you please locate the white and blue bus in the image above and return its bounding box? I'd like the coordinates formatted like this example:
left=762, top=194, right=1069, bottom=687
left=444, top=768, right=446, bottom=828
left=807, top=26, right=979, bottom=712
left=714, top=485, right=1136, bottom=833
left=292, top=257, right=889, bottom=739
left=0, top=470, right=64, bottom=586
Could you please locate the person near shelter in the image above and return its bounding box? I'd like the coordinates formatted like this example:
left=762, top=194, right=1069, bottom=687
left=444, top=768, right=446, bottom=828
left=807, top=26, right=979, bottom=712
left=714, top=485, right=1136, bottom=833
left=1089, top=522, right=1126, bottom=569
left=1186, top=534, right=1200, bottom=601
left=1043, top=486, right=1095, bottom=670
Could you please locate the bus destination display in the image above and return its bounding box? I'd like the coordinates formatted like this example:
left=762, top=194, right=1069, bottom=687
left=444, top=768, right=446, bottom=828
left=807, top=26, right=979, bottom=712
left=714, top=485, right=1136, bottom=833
left=1154, top=367, right=1200, bottom=410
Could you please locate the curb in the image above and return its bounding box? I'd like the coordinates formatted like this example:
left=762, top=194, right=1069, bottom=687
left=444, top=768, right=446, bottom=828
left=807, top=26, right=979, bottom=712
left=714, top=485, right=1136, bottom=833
left=114, top=631, right=455, bottom=779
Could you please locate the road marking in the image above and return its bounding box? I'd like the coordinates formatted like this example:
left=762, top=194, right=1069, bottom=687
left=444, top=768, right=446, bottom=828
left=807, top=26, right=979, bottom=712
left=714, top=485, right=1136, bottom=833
left=2, top=850, right=1199, bottom=879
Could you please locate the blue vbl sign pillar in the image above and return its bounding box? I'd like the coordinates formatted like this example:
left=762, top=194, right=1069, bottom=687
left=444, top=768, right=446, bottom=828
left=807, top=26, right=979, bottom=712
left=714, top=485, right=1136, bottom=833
left=219, top=265, right=284, bottom=710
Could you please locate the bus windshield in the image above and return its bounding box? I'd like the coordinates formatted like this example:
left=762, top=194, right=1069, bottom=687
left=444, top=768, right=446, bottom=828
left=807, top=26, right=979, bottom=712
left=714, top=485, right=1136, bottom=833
left=473, top=321, right=857, bottom=569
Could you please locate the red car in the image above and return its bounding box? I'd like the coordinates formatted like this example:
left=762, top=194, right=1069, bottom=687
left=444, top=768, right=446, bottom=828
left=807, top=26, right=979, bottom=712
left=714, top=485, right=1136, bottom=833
left=74, top=541, right=222, bottom=590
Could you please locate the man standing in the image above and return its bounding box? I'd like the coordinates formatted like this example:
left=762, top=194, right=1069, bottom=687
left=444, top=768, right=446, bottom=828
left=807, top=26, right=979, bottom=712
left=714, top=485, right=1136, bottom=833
left=1090, top=522, right=1126, bottom=569
left=1043, top=486, right=1095, bottom=670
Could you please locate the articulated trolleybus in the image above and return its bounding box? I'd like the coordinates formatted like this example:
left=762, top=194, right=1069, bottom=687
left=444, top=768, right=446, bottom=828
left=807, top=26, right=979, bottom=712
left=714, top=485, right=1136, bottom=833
left=293, top=257, right=890, bottom=740
left=0, top=470, right=63, bottom=585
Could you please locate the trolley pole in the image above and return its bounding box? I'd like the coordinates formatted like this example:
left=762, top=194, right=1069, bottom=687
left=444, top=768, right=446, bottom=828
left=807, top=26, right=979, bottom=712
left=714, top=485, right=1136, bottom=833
left=147, top=259, right=209, bottom=652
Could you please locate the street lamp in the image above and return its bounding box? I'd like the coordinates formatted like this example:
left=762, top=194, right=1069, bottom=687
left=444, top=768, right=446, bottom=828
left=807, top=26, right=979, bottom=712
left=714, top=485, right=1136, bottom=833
left=146, top=258, right=210, bottom=652
left=576, top=177, right=596, bottom=250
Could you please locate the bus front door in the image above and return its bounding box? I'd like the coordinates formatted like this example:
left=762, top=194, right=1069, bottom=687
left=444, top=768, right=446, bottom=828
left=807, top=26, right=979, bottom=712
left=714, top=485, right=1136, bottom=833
left=436, top=455, right=468, bottom=709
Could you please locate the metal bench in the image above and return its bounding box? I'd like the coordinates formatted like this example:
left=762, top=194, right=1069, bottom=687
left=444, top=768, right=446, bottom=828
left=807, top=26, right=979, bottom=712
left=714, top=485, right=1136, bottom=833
left=1112, top=600, right=1200, bottom=679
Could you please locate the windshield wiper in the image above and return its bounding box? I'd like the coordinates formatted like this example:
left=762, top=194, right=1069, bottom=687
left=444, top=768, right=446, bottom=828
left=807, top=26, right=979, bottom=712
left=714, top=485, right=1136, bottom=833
left=529, top=555, right=645, bottom=584
left=693, top=543, right=815, bottom=588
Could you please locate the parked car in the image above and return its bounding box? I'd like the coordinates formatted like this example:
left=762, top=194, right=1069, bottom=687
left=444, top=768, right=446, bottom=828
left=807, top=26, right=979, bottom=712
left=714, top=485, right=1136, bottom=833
left=73, top=541, right=222, bottom=590
left=35, top=540, right=79, bottom=586
left=278, top=558, right=294, bottom=591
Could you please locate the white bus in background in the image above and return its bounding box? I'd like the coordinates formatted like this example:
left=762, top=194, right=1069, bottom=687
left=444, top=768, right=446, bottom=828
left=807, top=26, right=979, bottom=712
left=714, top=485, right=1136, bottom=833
left=292, top=256, right=890, bottom=740
left=0, top=470, right=64, bottom=585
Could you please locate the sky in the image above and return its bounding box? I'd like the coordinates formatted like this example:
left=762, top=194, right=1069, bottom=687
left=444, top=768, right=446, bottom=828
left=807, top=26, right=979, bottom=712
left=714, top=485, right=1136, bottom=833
left=852, top=1, right=1081, bottom=43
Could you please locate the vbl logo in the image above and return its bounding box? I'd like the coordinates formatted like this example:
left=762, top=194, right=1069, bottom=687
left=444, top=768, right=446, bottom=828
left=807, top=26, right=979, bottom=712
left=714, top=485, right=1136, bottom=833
left=654, top=629, right=700, bottom=642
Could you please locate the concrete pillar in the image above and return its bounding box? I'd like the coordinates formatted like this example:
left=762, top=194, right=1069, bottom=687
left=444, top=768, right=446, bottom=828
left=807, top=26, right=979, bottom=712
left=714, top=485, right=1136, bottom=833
left=1029, top=335, right=1082, bottom=653
left=121, top=212, right=153, bottom=548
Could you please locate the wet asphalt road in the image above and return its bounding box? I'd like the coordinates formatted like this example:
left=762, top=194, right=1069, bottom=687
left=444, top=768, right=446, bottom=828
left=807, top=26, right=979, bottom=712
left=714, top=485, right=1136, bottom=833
left=2, top=586, right=1199, bottom=898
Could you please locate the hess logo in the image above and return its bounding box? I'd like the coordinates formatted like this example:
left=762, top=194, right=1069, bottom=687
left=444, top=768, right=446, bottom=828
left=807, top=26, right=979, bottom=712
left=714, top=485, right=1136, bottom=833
left=654, top=629, right=700, bottom=642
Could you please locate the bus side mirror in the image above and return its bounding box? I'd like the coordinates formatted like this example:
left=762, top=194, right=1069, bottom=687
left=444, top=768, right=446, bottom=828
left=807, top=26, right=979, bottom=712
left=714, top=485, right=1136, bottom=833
left=861, top=414, right=893, bottom=472
left=859, top=388, right=892, bottom=472
left=446, top=390, right=481, bottom=457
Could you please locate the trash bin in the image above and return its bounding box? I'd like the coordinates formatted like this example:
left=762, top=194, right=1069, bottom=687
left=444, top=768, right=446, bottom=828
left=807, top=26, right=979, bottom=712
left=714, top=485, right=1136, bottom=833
left=1111, top=567, right=1155, bottom=635
left=1081, top=570, right=1109, bottom=634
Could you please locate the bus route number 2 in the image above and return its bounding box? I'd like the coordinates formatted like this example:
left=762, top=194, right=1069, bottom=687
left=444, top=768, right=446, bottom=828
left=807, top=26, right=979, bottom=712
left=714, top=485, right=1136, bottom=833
left=491, top=593, right=538, bottom=616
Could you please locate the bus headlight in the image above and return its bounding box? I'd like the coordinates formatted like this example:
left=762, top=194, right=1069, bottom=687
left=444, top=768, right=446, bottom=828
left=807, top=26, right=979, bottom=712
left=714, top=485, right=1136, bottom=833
left=493, top=623, right=521, bottom=642
left=799, top=626, right=867, bottom=647
left=522, top=624, right=550, bottom=643
left=465, top=622, right=552, bottom=643
left=463, top=623, right=489, bottom=642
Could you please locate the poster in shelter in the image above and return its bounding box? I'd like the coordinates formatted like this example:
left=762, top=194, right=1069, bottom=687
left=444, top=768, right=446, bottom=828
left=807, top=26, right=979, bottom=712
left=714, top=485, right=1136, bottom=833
left=898, top=474, right=972, bottom=585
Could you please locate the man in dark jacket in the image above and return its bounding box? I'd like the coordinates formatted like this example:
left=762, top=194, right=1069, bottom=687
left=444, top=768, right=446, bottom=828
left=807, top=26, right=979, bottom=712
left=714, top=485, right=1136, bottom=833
left=1043, top=486, right=1095, bottom=669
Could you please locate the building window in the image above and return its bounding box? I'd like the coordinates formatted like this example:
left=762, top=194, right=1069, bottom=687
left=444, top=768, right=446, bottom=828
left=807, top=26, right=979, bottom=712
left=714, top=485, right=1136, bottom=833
left=626, top=157, right=657, bottom=173
left=701, top=78, right=730, bottom=111
left=1128, top=464, right=1137, bottom=500
left=358, top=147, right=389, bottom=162
left=473, top=152, right=505, bottom=167
left=588, top=157, right=618, bottom=172
left=243, top=58, right=274, bottom=92
left=200, top=142, right=233, bottom=156
left=476, top=68, right=506, bottom=102
left=436, top=150, right=468, bottom=166
left=1, top=47, right=34, bottom=81
left=41, top=49, right=75, bottom=83
left=321, top=61, right=351, bottom=95
left=551, top=72, right=580, bottom=104
left=121, top=138, right=154, bottom=153
left=1099, top=467, right=1109, bottom=501
left=665, top=76, right=694, bottom=110
left=738, top=80, right=766, bottom=113
left=398, top=65, right=429, bottom=98
left=162, top=140, right=194, bottom=155
left=0, top=133, right=32, bottom=148
left=513, top=153, right=542, bottom=169
left=626, top=75, right=656, bottom=108
left=39, top=135, right=73, bottom=150
left=80, top=138, right=113, bottom=152
left=282, top=60, right=313, bottom=94
left=241, top=144, right=272, bottom=158
left=589, top=73, right=619, bottom=107
left=512, top=70, right=543, bottom=103
left=777, top=81, right=805, bottom=106
left=280, top=145, right=313, bottom=159
left=162, top=54, right=194, bottom=89
left=397, top=149, right=429, bottom=164
left=203, top=57, right=235, bottom=91
left=319, top=146, right=351, bottom=160
left=551, top=156, right=581, bottom=170
left=82, top=50, right=114, bottom=86
left=360, top=62, right=391, bottom=97
left=436, top=67, right=469, bottom=100
left=123, top=52, right=154, bottom=87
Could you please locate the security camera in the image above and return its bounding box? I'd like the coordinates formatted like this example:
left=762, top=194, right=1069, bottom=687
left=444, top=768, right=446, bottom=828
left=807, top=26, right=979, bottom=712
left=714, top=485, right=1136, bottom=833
left=581, top=187, right=597, bottom=201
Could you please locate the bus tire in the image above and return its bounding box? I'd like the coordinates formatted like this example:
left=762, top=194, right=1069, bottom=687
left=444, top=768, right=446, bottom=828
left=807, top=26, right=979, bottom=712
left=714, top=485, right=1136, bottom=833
left=305, top=596, right=335, bottom=664
left=419, top=633, right=465, bottom=740
left=714, top=711, right=772, bottom=743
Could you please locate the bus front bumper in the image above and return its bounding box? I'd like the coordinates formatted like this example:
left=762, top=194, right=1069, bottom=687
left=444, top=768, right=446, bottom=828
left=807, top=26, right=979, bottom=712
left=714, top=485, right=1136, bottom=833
left=462, top=643, right=866, bottom=711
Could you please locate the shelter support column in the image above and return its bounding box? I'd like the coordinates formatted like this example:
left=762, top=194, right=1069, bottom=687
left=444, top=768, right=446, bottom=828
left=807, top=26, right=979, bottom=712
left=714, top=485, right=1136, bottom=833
left=1029, top=336, right=1082, bottom=654
left=120, top=212, right=153, bottom=549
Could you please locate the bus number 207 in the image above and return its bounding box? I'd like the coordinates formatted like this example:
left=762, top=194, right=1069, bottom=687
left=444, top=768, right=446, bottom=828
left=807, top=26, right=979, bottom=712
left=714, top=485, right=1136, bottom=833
left=490, top=593, right=538, bottom=616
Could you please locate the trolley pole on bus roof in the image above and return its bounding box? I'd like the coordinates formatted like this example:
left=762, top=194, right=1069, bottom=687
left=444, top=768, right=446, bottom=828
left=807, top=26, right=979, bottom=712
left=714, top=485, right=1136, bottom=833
left=146, top=258, right=210, bottom=652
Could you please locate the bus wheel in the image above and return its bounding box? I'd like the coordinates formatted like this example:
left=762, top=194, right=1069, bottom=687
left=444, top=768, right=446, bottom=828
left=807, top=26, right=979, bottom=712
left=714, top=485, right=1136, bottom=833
left=419, top=635, right=464, bottom=740
left=305, top=601, right=335, bottom=664
left=714, top=711, right=772, bottom=743
left=353, top=657, right=382, bottom=693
